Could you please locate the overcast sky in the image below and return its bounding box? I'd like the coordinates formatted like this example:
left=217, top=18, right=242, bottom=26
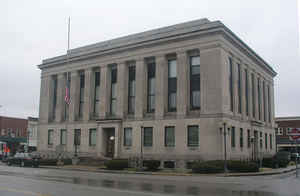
left=0, top=0, right=299, bottom=119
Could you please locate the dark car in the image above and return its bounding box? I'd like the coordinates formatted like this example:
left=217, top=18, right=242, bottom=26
left=7, top=153, right=40, bottom=167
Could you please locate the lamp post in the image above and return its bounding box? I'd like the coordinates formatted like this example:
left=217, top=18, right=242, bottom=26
left=221, top=122, right=229, bottom=173
left=250, top=136, right=255, bottom=161
left=140, top=126, right=144, bottom=171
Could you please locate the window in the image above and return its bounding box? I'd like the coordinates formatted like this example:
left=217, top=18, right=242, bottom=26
left=258, top=78, right=261, bottom=120
left=237, top=64, right=242, bottom=114
left=270, top=134, right=273, bottom=149
left=74, top=129, right=81, bottom=146
left=240, top=128, right=243, bottom=148
left=94, top=70, right=100, bottom=116
left=265, top=133, right=268, bottom=149
left=48, top=130, right=54, bottom=145
left=89, top=129, right=97, bottom=146
left=260, top=132, right=263, bottom=149
left=190, top=56, right=200, bottom=110
left=52, top=75, right=58, bottom=120
left=245, top=69, right=249, bottom=116
left=229, top=57, right=234, bottom=112
left=110, top=65, right=117, bottom=115
left=168, top=59, right=177, bottom=112
left=128, top=65, right=136, bottom=114
left=144, top=127, right=153, bottom=147
left=79, top=72, right=85, bottom=118
left=147, top=60, right=156, bottom=113
left=251, top=73, right=256, bottom=118
left=268, top=85, right=271, bottom=123
left=165, top=126, right=175, bottom=147
left=60, top=129, right=67, bottom=145
left=247, top=129, right=251, bottom=148
left=231, top=127, right=235, bottom=148
left=263, top=81, right=266, bottom=122
left=188, top=125, right=199, bottom=147
left=124, top=128, right=132, bottom=147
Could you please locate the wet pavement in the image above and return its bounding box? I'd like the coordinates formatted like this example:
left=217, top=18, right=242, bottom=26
left=0, top=165, right=298, bottom=196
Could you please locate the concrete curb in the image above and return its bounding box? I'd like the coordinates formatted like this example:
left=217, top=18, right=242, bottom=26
left=39, top=165, right=297, bottom=177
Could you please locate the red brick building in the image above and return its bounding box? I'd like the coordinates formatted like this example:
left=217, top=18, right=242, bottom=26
left=275, top=116, right=300, bottom=152
left=0, top=116, right=28, bottom=155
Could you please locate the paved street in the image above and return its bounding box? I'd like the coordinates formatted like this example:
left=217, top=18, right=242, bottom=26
left=0, top=165, right=298, bottom=196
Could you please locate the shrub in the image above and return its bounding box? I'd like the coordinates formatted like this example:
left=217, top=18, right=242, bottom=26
left=192, top=160, right=224, bottom=174
left=62, top=158, right=72, bottom=165
left=104, top=159, right=128, bottom=170
left=143, top=160, right=161, bottom=171
left=227, top=160, right=259, bottom=172
left=262, top=157, right=275, bottom=168
left=39, top=159, right=58, bottom=166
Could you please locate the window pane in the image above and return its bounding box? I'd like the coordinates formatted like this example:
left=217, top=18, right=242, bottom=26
left=188, top=126, right=199, bottom=146
left=111, top=83, right=116, bottom=98
left=165, top=127, right=175, bottom=147
left=124, top=128, right=132, bottom=146
left=149, top=78, right=155, bottom=95
left=231, top=127, right=235, bottom=148
left=89, top=129, right=97, bottom=146
left=168, top=60, right=177, bottom=78
left=111, top=99, right=116, bottom=115
left=128, top=97, right=135, bottom=114
left=168, top=93, right=176, bottom=111
left=129, top=80, right=135, bottom=96
left=144, top=127, right=153, bottom=147
left=95, top=86, right=100, bottom=100
left=191, top=56, right=200, bottom=66
left=192, top=91, right=200, bottom=108
left=191, top=65, right=200, bottom=75
left=148, top=96, right=155, bottom=112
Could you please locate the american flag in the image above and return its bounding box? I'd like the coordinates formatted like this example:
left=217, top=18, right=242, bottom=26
left=64, top=76, right=70, bottom=105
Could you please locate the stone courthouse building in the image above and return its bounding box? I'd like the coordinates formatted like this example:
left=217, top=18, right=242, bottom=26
left=37, top=18, right=277, bottom=168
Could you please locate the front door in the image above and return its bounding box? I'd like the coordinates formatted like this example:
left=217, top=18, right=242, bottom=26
left=106, top=128, right=115, bottom=158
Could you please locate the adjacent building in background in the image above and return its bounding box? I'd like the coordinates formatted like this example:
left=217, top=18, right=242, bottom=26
left=275, top=116, right=300, bottom=152
left=0, top=116, right=28, bottom=155
left=27, top=117, right=38, bottom=151
left=37, top=18, right=277, bottom=168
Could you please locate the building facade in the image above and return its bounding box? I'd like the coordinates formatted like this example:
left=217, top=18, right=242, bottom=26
left=37, top=19, right=277, bottom=168
left=275, top=117, right=300, bottom=152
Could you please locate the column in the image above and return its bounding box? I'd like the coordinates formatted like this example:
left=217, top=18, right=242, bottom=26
left=99, top=66, right=109, bottom=119
left=248, top=70, right=253, bottom=120
left=83, top=68, right=93, bottom=121
left=69, top=71, right=80, bottom=122
left=233, top=58, right=238, bottom=116
left=116, top=62, right=127, bottom=118
left=270, top=83, right=275, bottom=126
left=55, top=74, right=65, bottom=122
left=155, top=55, right=167, bottom=119
left=135, top=58, right=146, bottom=119
left=241, top=65, right=247, bottom=119
left=176, top=51, right=188, bottom=117
left=39, top=75, right=51, bottom=123
left=253, top=73, right=258, bottom=121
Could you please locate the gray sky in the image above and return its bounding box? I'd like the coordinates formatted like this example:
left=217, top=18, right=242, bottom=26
left=0, top=0, right=299, bottom=119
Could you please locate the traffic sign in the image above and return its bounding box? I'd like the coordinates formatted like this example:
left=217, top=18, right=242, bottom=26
left=288, top=128, right=300, bottom=141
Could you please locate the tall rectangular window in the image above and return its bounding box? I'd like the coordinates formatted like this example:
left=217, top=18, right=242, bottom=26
left=268, top=85, right=271, bottom=123
left=94, top=70, right=100, bottom=117
left=128, top=65, right=136, bottom=114
left=251, top=73, right=256, bottom=118
left=240, top=128, right=243, bottom=148
left=270, top=134, right=273, bottom=149
left=260, top=132, right=263, bottom=149
left=258, top=78, right=261, bottom=120
left=48, top=129, right=54, bottom=145
left=168, top=59, right=177, bottom=112
left=231, top=127, right=235, bottom=148
left=60, top=129, right=67, bottom=145
left=74, top=129, right=81, bottom=146
left=245, top=69, right=249, bottom=116
left=247, top=129, right=251, bottom=148
left=263, top=81, right=266, bottom=122
left=147, top=60, right=156, bottom=113
left=52, top=75, right=58, bottom=120
left=265, top=133, right=268, bottom=149
left=237, top=64, right=242, bottom=113
left=89, top=129, right=97, bottom=146
left=229, top=57, right=234, bottom=112
left=190, top=56, right=200, bottom=110
left=188, top=125, right=199, bottom=147
left=110, top=66, right=117, bottom=115
left=144, top=127, right=153, bottom=147
left=79, top=72, right=85, bottom=118
left=124, top=128, right=132, bottom=147
left=165, top=126, right=175, bottom=147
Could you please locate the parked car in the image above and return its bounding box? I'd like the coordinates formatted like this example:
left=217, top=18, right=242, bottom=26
left=7, top=152, right=40, bottom=167
left=291, top=153, right=300, bottom=161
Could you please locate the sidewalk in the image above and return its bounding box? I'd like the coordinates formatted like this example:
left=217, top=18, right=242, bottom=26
left=39, top=164, right=298, bottom=177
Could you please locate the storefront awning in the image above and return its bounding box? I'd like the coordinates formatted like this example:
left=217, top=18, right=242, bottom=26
left=0, top=136, right=27, bottom=143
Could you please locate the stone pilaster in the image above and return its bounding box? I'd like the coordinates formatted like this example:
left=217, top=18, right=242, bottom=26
left=55, top=74, right=65, bottom=122
left=83, top=68, right=93, bottom=121
left=99, top=66, right=109, bottom=119
left=116, top=62, right=127, bottom=118
left=155, top=55, right=167, bottom=119
left=135, top=59, right=146, bottom=119
left=39, top=75, right=51, bottom=123
left=176, top=51, right=188, bottom=117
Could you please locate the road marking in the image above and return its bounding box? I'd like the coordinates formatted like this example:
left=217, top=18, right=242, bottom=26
left=0, top=187, right=52, bottom=196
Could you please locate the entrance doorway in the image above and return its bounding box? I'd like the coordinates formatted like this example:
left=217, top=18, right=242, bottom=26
left=104, top=128, right=115, bottom=158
